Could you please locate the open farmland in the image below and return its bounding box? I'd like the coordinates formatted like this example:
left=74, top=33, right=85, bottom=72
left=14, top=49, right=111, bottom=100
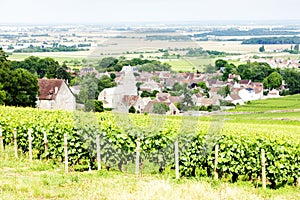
left=231, top=95, right=300, bottom=113
left=166, top=58, right=214, bottom=71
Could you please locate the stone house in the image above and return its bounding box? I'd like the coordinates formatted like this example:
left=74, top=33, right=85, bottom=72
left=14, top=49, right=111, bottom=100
left=225, top=94, right=244, bottom=105
left=143, top=100, right=179, bottom=115
left=37, top=79, right=76, bottom=111
left=98, top=87, right=117, bottom=108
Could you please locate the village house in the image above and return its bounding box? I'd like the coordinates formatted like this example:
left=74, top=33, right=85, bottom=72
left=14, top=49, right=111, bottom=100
left=267, top=89, right=280, bottom=98
left=227, top=74, right=241, bottom=82
left=98, top=66, right=137, bottom=110
left=225, top=94, right=244, bottom=105
left=121, top=95, right=145, bottom=113
left=209, top=87, right=221, bottom=97
left=98, top=87, right=116, bottom=108
left=143, top=100, right=180, bottom=115
left=139, top=81, right=162, bottom=93
left=199, top=98, right=219, bottom=107
left=192, top=93, right=203, bottom=106
left=79, top=67, right=99, bottom=77
left=135, top=72, right=154, bottom=82
left=155, top=92, right=171, bottom=103
left=37, top=79, right=76, bottom=111
left=206, top=79, right=225, bottom=88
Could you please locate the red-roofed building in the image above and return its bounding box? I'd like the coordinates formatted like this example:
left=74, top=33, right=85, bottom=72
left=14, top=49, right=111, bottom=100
left=37, top=79, right=76, bottom=111
left=225, top=94, right=244, bottom=105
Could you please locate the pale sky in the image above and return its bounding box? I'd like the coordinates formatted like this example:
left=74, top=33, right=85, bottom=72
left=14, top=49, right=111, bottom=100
left=1, top=0, right=299, bottom=24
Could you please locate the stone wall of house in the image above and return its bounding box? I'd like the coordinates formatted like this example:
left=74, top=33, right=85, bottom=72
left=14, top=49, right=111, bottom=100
left=54, top=82, right=76, bottom=111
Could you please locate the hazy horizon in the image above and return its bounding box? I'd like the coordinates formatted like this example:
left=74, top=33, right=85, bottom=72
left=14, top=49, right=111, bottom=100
left=1, top=0, right=300, bottom=25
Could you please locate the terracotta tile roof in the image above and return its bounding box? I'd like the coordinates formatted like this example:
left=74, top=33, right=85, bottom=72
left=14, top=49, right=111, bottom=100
left=169, top=96, right=181, bottom=103
left=38, top=79, right=64, bottom=100
left=210, top=87, right=221, bottom=93
left=194, top=93, right=203, bottom=98
left=230, top=94, right=242, bottom=101
left=239, top=80, right=250, bottom=85
left=143, top=100, right=155, bottom=113
left=122, top=95, right=139, bottom=106
left=231, top=88, right=243, bottom=94
left=201, top=98, right=215, bottom=106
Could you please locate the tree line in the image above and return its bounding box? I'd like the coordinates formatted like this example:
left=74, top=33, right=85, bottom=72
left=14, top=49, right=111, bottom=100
left=194, top=28, right=300, bottom=37
left=242, top=36, right=300, bottom=45
left=0, top=48, right=72, bottom=107
left=96, top=57, right=172, bottom=72
left=14, top=44, right=89, bottom=53
left=216, top=59, right=300, bottom=94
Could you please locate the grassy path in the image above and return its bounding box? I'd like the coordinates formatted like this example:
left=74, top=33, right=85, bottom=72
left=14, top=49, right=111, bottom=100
left=1, top=148, right=299, bottom=200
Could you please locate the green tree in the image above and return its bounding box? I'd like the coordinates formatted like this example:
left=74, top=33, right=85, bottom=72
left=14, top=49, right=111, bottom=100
left=263, top=72, right=282, bottom=90
left=98, top=75, right=116, bottom=93
left=141, top=90, right=151, bottom=97
left=0, top=48, right=8, bottom=63
left=294, top=44, right=299, bottom=53
left=85, top=100, right=104, bottom=112
left=0, top=50, right=38, bottom=107
left=172, top=82, right=184, bottom=92
left=98, top=57, right=118, bottom=69
left=198, top=82, right=208, bottom=90
left=237, top=62, right=273, bottom=82
left=136, top=82, right=143, bottom=91
left=0, top=84, right=6, bottom=105
left=39, top=57, right=60, bottom=78
left=222, top=63, right=236, bottom=81
left=281, top=69, right=300, bottom=94
left=94, top=100, right=104, bottom=112
left=217, top=85, right=231, bottom=98
left=6, top=69, right=38, bottom=107
left=237, top=64, right=252, bottom=80
left=179, top=88, right=194, bottom=111
left=0, top=49, right=11, bottom=105
left=150, top=90, right=159, bottom=98
left=128, top=105, right=136, bottom=113
left=110, top=73, right=116, bottom=80
left=79, top=74, right=99, bottom=104
left=56, top=66, right=71, bottom=82
left=259, top=45, right=265, bottom=52
left=152, top=75, right=160, bottom=82
left=204, top=64, right=216, bottom=73
left=153, top=102, right=170, bottom=114
left=215, top=59, right=228, bottom=70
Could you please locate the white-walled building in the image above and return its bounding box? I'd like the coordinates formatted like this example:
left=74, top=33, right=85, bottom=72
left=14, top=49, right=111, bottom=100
left=37, top=79, right=76, bottom=111
left=98, top=66, right=138, bottom=111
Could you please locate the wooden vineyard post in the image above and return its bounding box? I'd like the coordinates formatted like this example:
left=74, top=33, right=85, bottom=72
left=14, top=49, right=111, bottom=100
left=28, top=129, right=33, bottom=161
left=96, top=135, right=101, bottom=170
left=0, top=126, right=3, bottom=151
left=214, top=144, right=219, bottom=180
left=13, top=129, right=18, bottom=158
left=64, top=134, right=68, bottom=173
left=174, top=140, right=180, bottom=179
left=43, top=131, right=48, bottom=160
left=136, top=138, right=140, bottom=178
left=261, top=149, right=266, bottom=189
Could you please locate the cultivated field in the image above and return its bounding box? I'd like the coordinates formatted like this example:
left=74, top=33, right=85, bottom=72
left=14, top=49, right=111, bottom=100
left=1, top=147, right=299, bottom=200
